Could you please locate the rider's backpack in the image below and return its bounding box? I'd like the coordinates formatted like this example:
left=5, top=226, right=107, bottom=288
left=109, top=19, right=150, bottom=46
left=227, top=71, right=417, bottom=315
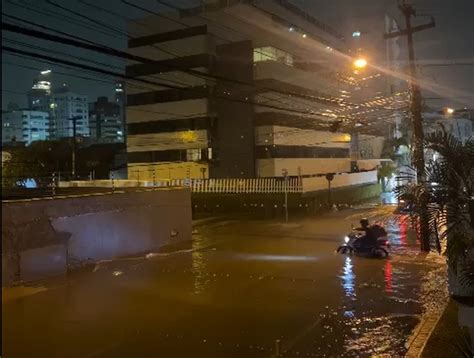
left=371, top=224, right=387, bottom=238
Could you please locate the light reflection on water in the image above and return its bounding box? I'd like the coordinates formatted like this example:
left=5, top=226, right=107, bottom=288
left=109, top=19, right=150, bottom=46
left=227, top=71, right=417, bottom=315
left=384, top=260, right=393, bottom=294
left=232, top=253, right=318, bottom=262
left=341, top=256, right=356, bottom=299
left=191, top=236, right=209, bottom=295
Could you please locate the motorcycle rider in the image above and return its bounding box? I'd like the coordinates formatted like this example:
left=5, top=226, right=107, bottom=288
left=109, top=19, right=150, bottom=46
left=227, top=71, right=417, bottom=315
left=354, top=218, right=377, bottom=249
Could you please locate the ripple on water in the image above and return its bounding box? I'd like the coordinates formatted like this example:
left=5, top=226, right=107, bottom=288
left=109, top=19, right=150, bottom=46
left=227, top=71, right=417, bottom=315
left=344, top=315, right=419, bottom=357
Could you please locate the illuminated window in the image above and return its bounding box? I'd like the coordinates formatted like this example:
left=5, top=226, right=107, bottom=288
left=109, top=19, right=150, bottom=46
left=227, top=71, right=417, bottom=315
left=186, top=149, right=202, bottom=161
left=253, top=47, right=294, bottom=66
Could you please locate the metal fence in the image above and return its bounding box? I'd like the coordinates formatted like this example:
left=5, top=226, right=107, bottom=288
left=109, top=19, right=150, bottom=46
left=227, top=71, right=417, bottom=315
left=61, top=177, right=303, bottom=193
left=169, top=177, right=302, bottom=194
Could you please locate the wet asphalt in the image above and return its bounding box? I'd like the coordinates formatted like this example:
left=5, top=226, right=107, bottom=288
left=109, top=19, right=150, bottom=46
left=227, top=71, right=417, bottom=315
left=2, top=206, right=446, bottom=357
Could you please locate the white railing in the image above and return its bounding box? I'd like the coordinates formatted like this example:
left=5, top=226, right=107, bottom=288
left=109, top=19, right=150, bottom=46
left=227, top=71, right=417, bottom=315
left=169, top=177, right=302, bottom=194
left=59, top=171, right=378, bottom=194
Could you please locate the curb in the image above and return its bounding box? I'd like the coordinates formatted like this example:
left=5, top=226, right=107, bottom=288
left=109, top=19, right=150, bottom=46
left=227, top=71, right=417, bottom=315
left=405, top=299, right=449, bottom=357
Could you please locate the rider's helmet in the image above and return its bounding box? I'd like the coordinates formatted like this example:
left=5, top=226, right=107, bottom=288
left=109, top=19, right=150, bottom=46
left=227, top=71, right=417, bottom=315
left=360, top=218, right=370, bottom=227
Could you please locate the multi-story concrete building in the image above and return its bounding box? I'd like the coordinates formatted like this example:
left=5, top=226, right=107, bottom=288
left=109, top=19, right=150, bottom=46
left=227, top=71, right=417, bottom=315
left=89, top=96, right=124, bottom=143
left=125, top=0, right=387, bottom=180
left=424, top=111, right=473, bottom=143
left=2, top=110, right=50, bottom=145
left=52, top=85, right=90, bottom=139
left=423, top=109, right=473, bottom=164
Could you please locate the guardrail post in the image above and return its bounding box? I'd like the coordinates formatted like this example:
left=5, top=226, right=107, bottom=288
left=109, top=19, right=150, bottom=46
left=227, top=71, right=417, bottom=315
left=51, top=172, right=56, bottom=196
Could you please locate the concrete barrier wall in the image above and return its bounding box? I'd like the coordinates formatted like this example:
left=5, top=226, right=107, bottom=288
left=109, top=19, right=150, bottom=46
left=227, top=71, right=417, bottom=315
left=302, top=171, right=378, bottom=193
left=2, top=188, right=192, bottom=285
left=257, top=158, right=352, bottom=177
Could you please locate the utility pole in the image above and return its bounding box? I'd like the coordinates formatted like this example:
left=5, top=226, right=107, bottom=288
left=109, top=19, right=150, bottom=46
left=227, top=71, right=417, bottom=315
left=69, top=116, right=80, bottom=179
left=384, top=1, right=435, bottom=251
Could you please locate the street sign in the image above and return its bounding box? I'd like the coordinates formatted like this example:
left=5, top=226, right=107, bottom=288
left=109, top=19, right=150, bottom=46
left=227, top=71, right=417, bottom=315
left=326, top=173, right=335, bottom=182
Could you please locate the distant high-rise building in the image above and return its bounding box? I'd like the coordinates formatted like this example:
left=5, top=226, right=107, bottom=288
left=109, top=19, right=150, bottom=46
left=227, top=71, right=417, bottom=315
left=2, top=110, right=50, bottom=145
left=27, top=70, right=53, bottom=112
left=27, top=70, right=55, bottom=137
left=52, top=84, right=90, bottom=139
left=89, top=96, right=124, bottom=143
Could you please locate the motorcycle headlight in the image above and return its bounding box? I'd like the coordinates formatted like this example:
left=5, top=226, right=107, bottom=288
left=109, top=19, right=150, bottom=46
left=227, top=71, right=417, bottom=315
left=344, top=236, right=350, bottom=243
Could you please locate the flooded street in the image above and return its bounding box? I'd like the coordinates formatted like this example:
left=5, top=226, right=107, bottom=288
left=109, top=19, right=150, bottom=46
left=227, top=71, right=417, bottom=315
left=2, top=207, right=447, bottom=357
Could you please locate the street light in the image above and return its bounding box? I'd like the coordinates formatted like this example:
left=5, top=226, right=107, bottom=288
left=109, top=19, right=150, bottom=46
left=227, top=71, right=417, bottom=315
left=353, top=58, right=368, bottom=69
left=446, top=107, right=455, bottom=115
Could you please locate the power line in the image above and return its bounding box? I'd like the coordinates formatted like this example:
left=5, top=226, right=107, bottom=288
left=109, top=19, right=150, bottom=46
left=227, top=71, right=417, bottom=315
left=3, top=7, right=403, bottom=135
left=1, top=60, right=208, bottom=120
left=419, top=62, right=474, bottom=67
left=45, top=0, right=130, bottom=38
left=2, top=7, right=406, bottom=130
left=2, top=36, right=192, bottom=91
left=2, top=45, right=335, bottom=121
left=1, top=18, right=353, bottom=110
left=5, top=0, right=119, bottom=41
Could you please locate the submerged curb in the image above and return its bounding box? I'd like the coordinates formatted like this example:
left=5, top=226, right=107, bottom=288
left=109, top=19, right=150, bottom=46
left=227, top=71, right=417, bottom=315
left=405, top=297, right=449, bottom=357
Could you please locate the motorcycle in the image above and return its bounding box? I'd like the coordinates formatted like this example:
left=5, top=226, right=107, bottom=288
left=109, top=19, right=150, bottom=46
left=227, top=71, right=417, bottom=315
left=336, top=230, right=390, bottom=258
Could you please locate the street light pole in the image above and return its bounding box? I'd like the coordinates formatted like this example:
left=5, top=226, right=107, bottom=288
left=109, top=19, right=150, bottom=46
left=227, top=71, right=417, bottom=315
left=326, top=173, right=335, bottom=208
left=282, top=168, right=288, bottom=222
left=384, top=2, right=435, bottom=251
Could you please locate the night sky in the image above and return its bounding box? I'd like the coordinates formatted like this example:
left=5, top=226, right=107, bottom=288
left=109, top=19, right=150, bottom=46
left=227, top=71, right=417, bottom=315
left=2, top=0, right=473, bottom=110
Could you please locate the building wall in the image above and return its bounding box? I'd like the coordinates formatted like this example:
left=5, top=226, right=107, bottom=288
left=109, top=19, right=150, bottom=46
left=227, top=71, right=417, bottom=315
left=424, top=116, right=472, bottom=143
left=127, top=129, right=209, bottom=152
left=255, top=126, right=350, bottom=148
left=128, top=162, right=209, bottom=180
left=256, top=158, right=387, bottom=177
left=257, top=158, right=352, bottom=177
left=359, top=135, right=385, bottom=159
left=126, top=99, right=209, bottom=123
left=53, top=91, right=89, bottom=138
left=124, top=2, right=388, bottom=180
left=2, top=111, right=50, bottom=145
left=301, top=171, right=378, bottom=193
left=210, top=40, right=255, bottom=178
left=89, top=97, right=123, bottom=143
left=254, top=61, right=344, bottom=98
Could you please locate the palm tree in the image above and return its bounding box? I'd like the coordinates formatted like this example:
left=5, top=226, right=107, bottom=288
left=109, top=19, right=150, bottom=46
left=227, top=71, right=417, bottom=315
left=395, top=132, right=474, bottom=293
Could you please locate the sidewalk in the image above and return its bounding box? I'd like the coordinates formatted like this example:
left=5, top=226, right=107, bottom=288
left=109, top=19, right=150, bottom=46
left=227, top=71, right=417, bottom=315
left=420, top=299, right=472, bottom=357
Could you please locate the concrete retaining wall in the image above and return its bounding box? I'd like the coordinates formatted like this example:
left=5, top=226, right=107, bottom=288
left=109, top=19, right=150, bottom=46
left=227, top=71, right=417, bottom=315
left=2, top=188, right=192, bottom=285
left=301, top=171, right=378, bottom=193
left=192, top=183, right=382, bottom=216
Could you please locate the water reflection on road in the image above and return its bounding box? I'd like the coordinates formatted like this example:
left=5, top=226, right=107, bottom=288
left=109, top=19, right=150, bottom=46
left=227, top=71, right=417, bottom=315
left=3, top=209, right=447, bottom=358
left=341, top=257, right=356, bottom=299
